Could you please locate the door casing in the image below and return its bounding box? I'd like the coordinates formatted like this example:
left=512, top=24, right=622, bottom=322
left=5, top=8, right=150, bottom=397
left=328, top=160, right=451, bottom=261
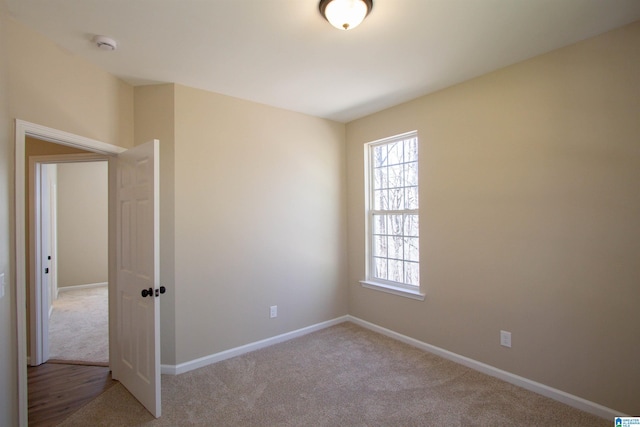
left=29, top=154, right=108, bottom=366
left=14, top=119, right=125, bottom=427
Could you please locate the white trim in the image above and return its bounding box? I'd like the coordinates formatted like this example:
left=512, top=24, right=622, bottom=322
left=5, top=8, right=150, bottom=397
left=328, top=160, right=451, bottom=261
left=366, top=130, right=419, bottom=147
left=14, top=120, right=124, bottom=427
left=15, top=120, right=126, bottom=155
left=29, top=159, right=47, bottom=365
left=360, top=280, right=425, bottom=301
left=364, top=130, right=422, bottom=293
left=158, top=314, right=623, bottom=419
left=346, top=316, right=625, bottom=420
left=50, top=177, right=58, bottom=302
left=29, top=153, right=110, bottom=164
left=57, top=282, right=108, bottom=293
left=29, top=155, right=110, bottom=362
left=161, top=316, right=350, bottom=375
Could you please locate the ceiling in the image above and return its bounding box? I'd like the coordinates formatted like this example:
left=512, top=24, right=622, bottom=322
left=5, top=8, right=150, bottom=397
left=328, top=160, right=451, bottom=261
left=6, top=0, right=640, bottom=123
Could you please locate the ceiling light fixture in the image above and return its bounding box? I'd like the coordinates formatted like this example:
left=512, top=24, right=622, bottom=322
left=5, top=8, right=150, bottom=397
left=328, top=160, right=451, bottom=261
left=319, top=0, right=373, bottom=31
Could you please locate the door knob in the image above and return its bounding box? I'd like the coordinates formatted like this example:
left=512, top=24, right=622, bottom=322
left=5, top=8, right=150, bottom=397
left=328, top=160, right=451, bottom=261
left=141, top=287, right=153, bottom=298
left=154, top=286, right=167, bottom=297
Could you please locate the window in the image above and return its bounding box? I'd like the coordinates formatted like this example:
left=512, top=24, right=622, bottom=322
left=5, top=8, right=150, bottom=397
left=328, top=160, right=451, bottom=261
left=362, top=131, right=423, bottom=300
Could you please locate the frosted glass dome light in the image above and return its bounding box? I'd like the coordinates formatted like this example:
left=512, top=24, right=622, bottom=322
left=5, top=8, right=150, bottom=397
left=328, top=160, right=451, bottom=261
left=319, top=0, right=373, bottom=31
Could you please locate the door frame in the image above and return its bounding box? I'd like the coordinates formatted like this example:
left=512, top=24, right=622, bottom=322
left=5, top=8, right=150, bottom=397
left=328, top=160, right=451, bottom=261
left=14, top=119, right=125, bottom=427
left=29, top=154, right=109, bottom=366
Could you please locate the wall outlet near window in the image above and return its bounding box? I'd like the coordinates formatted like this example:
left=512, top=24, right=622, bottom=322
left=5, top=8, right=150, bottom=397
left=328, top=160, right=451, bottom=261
left=500, top=330, right=512, bottom=348
left=270, top=305, right=277, bottom=319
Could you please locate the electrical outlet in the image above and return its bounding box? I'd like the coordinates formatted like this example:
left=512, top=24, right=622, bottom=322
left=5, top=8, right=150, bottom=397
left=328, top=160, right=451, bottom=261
left=500, top=330, right=512, bottom=348
left=270, top=305, right=277, bottom=319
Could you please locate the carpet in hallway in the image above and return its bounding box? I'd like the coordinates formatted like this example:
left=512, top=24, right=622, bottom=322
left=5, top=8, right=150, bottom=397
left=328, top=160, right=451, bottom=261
left=49, top=286, right=109, bottom=364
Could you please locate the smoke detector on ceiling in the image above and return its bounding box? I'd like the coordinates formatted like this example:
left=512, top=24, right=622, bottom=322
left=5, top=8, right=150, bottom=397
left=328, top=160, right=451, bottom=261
left=92, top=35, right=117, bottom=51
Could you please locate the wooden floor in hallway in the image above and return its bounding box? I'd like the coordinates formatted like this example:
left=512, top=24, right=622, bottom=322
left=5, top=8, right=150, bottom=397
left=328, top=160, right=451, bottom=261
left=28, top=362, right=117, bottom=426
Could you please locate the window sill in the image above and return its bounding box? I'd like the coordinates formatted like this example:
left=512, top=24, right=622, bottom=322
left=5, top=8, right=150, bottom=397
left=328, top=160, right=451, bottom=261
left=359, top=280, right=425, bottom=301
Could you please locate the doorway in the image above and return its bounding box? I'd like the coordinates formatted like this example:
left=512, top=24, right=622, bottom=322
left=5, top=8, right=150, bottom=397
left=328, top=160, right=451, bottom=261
left=26, top=144, right=112, bottom=425
left=15, top=120, right=126, bottom=425
left=27, top=140, right=110, bottom=366
left=34, top=159, right=110, bottom=365
left=16, top=120, right=163, bottom=425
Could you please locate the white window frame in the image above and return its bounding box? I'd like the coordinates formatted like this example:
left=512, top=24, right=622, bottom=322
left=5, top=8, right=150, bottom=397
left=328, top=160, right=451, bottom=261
left=360, top=130, right=425, bottom=301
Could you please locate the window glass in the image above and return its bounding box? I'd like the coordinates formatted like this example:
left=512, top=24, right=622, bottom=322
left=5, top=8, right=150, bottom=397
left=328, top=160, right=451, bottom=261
left=367, top=132, right=419, bottom=289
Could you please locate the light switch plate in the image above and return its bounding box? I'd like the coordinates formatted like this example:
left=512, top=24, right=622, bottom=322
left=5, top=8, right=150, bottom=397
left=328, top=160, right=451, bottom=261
left=500, top=330, right=512, bottom=348
left=0, top=273, right=5, bottom=299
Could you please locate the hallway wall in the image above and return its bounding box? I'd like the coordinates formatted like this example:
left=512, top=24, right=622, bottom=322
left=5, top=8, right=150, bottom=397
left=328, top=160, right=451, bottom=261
left=57, top=162, right=108, bottom=288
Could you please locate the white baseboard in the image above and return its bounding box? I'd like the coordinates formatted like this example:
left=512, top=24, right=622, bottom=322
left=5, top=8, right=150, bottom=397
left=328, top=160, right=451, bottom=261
left=57, top=282, right=108, bottom=293
left=159, top=314, right=624, bottom=420
left=161, top=315, right=350, bottom=375
left=347, top=315, right=625, bottom=420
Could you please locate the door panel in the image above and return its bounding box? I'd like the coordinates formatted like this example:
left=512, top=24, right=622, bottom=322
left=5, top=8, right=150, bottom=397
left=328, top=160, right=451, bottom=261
left=115, top=140, right=161, bottom=418
left=39, top=165, right=54, bottom=361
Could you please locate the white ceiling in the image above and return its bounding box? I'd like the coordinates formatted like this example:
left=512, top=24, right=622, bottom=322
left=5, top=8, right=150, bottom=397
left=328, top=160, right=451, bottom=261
left=7, top=0, right=640, bottom=123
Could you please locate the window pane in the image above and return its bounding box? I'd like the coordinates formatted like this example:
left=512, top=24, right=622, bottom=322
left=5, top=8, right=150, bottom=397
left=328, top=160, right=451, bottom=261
left=404, top=138, right=418, bottom=162
left=389, top=188, right=404, bottom=210
left=404, top=262, right=420, bottom=286
left=374, top=190, right=388, bottom=210
left=374, top=257, right=387, bottom=280
left=373, top=214, right=387, bottom=234
left=405, top=237, right=419, bottom=261
left=373, top=236, right=387, bottom=257
left=388, top=215, right=403, bottom=235
left=373, top=145, right=387, bottom=167
left=404, top=162, right=418, bottom=186
left=389, top=235, right=403, bottom=260
left=374, top=167, right=387, bottom=190
left=405, top=187, right=419, bottom=210
left=388, top=259, right=403, bottom=282
left=387, top=142, right=402, bottom=165
left=367, top=132, right=419, bottom=288
left=404, top=215, right=418, bottom=237
left=388, top=165, right=403, bottom=188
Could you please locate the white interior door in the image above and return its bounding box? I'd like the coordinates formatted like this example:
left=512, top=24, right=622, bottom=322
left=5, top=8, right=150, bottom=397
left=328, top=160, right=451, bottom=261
left=33, top=163, right=53, bottom=364
left=114, top=139, right=161, bottom=418
left=49, top=175, right=58, bottom=302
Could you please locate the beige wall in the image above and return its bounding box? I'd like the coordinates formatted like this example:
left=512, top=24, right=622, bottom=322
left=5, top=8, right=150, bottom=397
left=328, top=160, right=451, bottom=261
left=0, top=2, right=17, bottom=425
left=5, top=15, right=134, bottom=423
left=173, top=84, right=347, bottom=364
left=57, top=162, right=108, bottom=287
left=134, top=84, right=177, bottom=364
left=8, top=18, right=134, bottom=148
left=4, top=2, right=638, bottom=421
left=346, top=22, right=640, bottom=415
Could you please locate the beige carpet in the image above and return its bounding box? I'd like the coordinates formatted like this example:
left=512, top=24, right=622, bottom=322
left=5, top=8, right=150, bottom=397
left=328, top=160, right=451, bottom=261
left=59, top=322, right=607, bottom=426
left=49, top=286, right=109, bottom=364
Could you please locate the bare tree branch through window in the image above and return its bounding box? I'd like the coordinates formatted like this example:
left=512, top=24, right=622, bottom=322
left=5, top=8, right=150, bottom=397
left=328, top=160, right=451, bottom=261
left=367, top=132, right=419, bottom=288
